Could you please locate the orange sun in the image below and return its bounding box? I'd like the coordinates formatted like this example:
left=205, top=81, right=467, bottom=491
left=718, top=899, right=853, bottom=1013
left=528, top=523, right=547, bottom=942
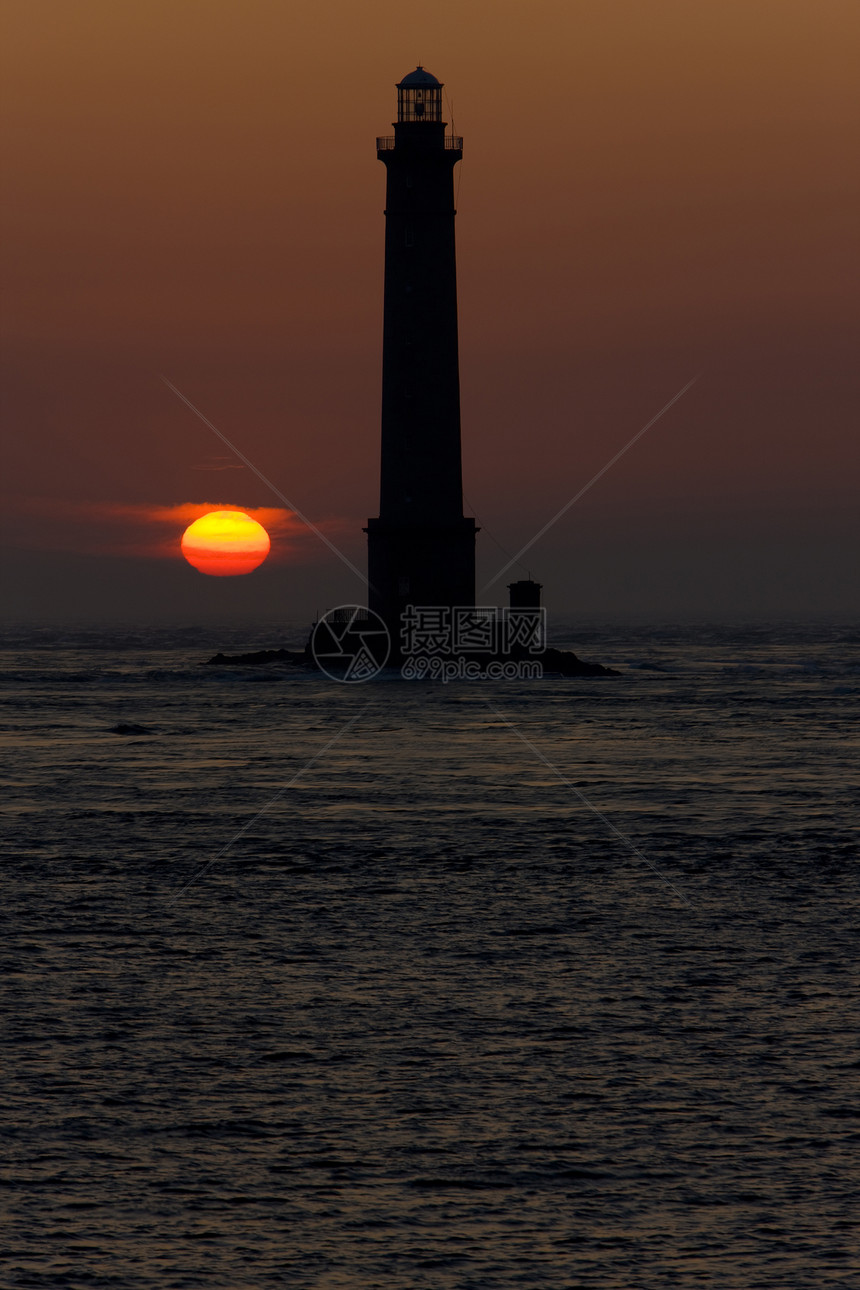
left=181, top=510, right=271, bottom=577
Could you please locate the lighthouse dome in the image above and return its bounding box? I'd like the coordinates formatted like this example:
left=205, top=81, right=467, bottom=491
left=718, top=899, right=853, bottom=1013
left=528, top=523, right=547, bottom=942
left=397, top=66, right=442, bottom=88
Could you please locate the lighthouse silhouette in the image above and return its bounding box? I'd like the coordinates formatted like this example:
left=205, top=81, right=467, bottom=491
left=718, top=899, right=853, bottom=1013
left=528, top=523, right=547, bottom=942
left=365, top=68, right=477, bottom=656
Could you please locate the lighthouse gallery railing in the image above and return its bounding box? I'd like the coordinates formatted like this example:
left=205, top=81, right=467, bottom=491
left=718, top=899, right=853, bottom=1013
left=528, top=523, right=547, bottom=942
left=376, top=136, right=463, bottom=151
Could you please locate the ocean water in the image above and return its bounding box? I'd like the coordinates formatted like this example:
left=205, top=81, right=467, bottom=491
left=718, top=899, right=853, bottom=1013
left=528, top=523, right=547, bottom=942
left=2, top=621, right=858, bottom=1289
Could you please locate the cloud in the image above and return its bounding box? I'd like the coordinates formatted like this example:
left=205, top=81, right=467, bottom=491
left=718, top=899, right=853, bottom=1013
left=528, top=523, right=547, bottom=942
left=190, top=455, right=246, bottom=472
left=5, top=498, right=348, bottom=562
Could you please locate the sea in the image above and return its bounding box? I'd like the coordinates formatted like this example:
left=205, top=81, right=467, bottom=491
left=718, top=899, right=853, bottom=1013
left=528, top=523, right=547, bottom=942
left=2, top=620, right=858, bottom=1289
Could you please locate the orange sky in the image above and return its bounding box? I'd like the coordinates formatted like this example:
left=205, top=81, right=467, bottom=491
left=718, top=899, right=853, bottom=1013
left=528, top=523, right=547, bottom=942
left=2, top=0, right=858, bottom=622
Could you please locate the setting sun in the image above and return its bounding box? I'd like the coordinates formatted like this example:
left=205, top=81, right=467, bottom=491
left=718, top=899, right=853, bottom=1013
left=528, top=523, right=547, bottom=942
left=180, top=510, right=271, bottom=577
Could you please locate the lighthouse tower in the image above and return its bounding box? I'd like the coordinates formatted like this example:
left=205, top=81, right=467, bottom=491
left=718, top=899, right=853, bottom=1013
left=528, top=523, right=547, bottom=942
left=365, top=68, right=477, bottom=653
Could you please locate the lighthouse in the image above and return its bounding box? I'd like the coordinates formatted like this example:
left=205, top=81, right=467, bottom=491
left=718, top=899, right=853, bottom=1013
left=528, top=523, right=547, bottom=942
left=365, top=68, right=477, bottom=654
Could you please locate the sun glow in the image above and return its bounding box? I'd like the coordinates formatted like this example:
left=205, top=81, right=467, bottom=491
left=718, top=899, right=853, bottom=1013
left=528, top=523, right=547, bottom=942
left=180, top=510, right=271, bottom=577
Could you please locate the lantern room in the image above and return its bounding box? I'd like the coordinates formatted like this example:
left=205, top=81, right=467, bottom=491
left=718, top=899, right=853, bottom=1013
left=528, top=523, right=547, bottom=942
left=396, top=66, right=443, bottom=123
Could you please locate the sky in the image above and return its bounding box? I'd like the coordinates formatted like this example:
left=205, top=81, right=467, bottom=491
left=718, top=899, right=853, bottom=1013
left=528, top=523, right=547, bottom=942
left=2, top=0, right=858, bottom=627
